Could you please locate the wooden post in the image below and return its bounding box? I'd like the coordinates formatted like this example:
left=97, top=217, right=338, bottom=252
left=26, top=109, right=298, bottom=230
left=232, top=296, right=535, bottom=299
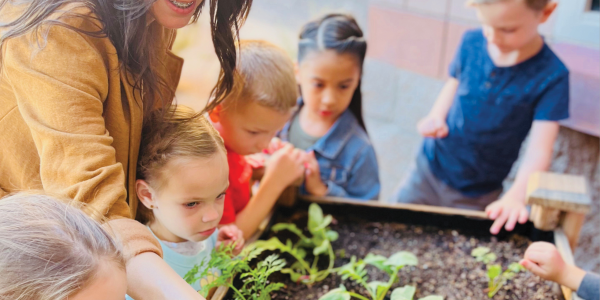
left=527, top=172, right=591, bottom=250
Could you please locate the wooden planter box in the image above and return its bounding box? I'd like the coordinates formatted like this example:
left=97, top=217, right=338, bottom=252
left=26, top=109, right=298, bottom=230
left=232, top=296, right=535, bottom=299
left=209, top=172, right=591, bottom=300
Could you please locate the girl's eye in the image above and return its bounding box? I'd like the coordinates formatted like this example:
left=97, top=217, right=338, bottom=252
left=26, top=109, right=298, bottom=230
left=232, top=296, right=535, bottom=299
left=340, top=85, right=349, bottom=90
left=313, top=83, right=324, bottom=88
left=247, top=131, right=259, bottom=135
left=501, top=28, right=516, bottom=33
left=185, top=202, right=199, bottom=208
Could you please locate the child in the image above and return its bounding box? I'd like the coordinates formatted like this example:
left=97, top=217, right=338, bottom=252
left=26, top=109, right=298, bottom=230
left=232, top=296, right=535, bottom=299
left=393, top=0, right=568, bottom=235
left=520, top=242, right=599, bottom=300
left=278, top=14, right=380, bottom=200
left=0, top=193, right=127, bottom=300
left=134, top=105, right=244, bottom=294
left=209, top=40, right=306, bottom=239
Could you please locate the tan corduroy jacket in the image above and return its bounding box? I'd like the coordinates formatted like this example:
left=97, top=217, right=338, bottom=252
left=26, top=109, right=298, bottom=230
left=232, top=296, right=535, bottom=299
left=0, top=5, right=183, bottom=259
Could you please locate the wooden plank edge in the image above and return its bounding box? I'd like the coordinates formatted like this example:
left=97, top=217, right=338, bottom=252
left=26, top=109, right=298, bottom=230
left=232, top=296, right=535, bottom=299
left=554, top=229, right=583, bottom=300
left=300, top=195, right=489, bottom=219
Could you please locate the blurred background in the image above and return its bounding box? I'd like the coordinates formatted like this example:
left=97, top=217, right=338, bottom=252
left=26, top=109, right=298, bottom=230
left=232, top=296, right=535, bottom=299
left=171, top=0, right=600, bottom=273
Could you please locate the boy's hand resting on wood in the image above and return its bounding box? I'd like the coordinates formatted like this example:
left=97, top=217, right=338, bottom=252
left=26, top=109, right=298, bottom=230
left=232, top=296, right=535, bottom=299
left=519, top=242, right=586, bottom=291
left=417, top=115, right=449, bottom=138
left=304, top=151, right=327, bottom=197
left=485, top=191, right=529, bottom=235
left=263, top=144, right=305, bottom=188
left=216, top=225, right=245, bottom=255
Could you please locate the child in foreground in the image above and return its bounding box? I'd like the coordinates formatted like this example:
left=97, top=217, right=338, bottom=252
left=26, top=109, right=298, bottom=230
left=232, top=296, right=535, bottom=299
left=278, top=14, right=380, bottom=200
left=0, top=193, right=127, bottom=300
left=393, top=0, right=568, bottom=235
left=133, top=105, right=244, bottom=295
left=520, top=242, right=599, bottom=300
left=209, top=40, right=306, bottom=239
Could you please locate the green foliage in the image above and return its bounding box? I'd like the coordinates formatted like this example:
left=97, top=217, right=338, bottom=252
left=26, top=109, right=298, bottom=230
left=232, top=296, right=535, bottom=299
left=470, top=247, right=526, bottom=298
left=323, top=251, right=441, bottom=300
left=471, top=247, right=498, bottom=264
left=253, top=203, right=338, bottom=284
left=183, top=244, right=285, bottom=300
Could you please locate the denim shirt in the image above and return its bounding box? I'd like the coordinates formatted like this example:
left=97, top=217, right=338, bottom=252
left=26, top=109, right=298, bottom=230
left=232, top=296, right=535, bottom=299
left=280, top=107, right=380, bottom=200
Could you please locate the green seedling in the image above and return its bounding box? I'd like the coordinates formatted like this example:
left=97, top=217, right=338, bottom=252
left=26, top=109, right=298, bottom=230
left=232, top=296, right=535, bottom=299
left=320, top=251, right=441, bottom=300
left=184, top=244, right=285, bottom=300
left=470, top=247, right=526, bottom=297
left=253, top=203, right=339, bottom=284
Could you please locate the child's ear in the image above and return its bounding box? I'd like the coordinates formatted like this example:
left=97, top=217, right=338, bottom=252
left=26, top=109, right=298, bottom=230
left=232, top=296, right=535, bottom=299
left=209, top=104, right=222, bottom=123
left=136, top=179, right=156, bottom=209
left=540, top=1, right=558, bottom=23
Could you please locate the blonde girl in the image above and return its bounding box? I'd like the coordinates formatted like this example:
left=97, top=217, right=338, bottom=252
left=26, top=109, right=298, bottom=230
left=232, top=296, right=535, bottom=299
left=0, top=193, right=126, bottom=300
left=134, top=105, right=243, bottom=293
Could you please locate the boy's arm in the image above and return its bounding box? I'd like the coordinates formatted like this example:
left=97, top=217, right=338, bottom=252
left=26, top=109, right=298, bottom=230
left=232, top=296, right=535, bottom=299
left=235, top=145, right=305, bottom=240
left=486, top=121, right=559, bottom=234
left=418, top=78, right=459, bottom=138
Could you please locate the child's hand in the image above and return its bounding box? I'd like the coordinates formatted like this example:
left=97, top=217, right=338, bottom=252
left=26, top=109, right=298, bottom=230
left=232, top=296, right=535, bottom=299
left=216, top=225, right=245, bottom=255
left=304, top=151, right=328, bottom=196
left=485, top=193, right=529, bottom=235
left=245, top=153, right=266, bottom=169
left=417, top=115, right=448, bottom=138
left=265, top=137, right=287, bottom=155
left=263, top=144, right=305, bottom=188
left=519, top=242, right=586, bottom=291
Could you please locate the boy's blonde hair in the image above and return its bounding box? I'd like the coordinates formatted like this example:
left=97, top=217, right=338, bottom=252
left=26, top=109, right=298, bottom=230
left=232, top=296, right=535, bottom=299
left=0, top=193, right=125, bottom=300
left=137, top=105, right=226, bottom=223
left=468, top=0, right=550, bottom=10
left=222, top=40, right=298, bottom=113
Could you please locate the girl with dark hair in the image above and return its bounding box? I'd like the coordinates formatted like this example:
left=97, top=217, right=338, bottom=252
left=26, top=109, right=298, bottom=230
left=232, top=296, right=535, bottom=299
left=0, top=0, right=251, bottom=299
left=279, top=14, right=380, bottom=200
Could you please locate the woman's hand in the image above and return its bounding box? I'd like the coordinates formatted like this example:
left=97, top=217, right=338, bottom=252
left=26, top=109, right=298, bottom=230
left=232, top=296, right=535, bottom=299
left=216, top=225, right=245, bottom=255
left=304, top=151, right=328, bottom=197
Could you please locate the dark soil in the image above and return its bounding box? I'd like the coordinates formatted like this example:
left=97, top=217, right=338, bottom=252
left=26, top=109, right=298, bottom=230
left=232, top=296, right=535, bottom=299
left=251, top=204, right=565, bottom=300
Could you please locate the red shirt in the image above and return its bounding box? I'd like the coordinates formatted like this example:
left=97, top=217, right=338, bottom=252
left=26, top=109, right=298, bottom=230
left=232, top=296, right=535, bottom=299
left=219, top=148, right=252, bottom=224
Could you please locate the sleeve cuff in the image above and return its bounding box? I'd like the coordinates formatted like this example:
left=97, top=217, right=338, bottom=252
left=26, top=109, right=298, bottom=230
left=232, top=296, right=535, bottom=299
left=324, top=181, right=348, bottom=198
left=103, top=218, right=163, bottom=262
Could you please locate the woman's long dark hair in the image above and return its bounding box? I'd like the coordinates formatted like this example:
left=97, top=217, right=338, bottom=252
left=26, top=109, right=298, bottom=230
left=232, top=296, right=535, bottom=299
left=297, top=14, right=367, bottom=133
left=0, top=0, right=252, bottom=120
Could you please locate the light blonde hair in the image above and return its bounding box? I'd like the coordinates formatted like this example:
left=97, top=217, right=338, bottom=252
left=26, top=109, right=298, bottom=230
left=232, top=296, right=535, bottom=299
left=468, top=0, right=550, bottom=11
left=222, top=40, right=298, bottom=113
left=0, top=193, right=125, bottom=300
left=136, top=105, right=226, bottom=224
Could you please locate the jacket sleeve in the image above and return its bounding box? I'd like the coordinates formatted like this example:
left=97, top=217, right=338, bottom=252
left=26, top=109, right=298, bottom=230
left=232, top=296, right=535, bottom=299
left=3, top=24, right=161, bottom=258
left=342, top=144, right=381, bottom=200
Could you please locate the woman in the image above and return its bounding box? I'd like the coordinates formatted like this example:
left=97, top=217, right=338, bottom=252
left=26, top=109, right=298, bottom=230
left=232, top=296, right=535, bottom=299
left=0, top=0, right=251, bottom=298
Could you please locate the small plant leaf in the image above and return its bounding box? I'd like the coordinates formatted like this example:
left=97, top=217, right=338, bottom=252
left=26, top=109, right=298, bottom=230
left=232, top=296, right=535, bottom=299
left=487, top=264, right=502, bottom=282
left=326, top=230, right=339, bottom=242
left=363, top=253, right=388, bottom=271
left=418, top=296, right=444, bottom=300
left=313, top=239, right=330, bottom=256
left=272, top=223, right=305, bottom=238
left=384, top=251, right=419, bottom=269
left=507, top=262, right=525, bottom=273
left=308, top=203, right=324, bottom=231
left=312, top=215, right=333, bottom=232
left=367, top=281, right=389, bottom=299
left=319, top=285, right=351, bottom=300
left=471, top=247, right=491, bottom=258
left=390, top=285, right=416, bottom=300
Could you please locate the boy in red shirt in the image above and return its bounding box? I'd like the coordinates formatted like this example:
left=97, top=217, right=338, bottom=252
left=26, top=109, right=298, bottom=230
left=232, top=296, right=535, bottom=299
left=209, top=40, right=304, bottom=239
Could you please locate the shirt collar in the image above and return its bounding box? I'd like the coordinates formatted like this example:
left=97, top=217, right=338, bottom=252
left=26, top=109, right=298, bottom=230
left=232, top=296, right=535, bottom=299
left=286, top=98, right=355, bottom=160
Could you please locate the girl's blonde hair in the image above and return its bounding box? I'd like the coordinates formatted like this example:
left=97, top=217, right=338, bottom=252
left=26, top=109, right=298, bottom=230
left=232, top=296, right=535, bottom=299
left=0, top=193, right=125, bottom=300
left=136, top=105, right=226, bottom=224
left=222, top=40, right=298, bottom=113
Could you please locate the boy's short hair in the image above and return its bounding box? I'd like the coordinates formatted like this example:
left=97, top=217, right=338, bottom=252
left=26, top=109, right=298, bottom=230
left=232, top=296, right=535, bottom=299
left=222, top=40, right=298, bottom=113
left=468, top=0, right=550, bottom=10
